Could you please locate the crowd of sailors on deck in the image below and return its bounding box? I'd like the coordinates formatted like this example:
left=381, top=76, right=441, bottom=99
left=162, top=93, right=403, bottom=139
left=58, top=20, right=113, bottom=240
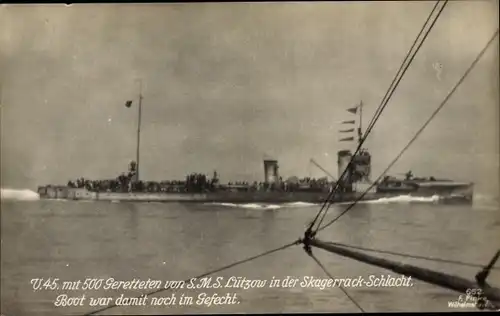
left=66, top=173, right=333, bottom=193
left=67, top=172, right=216, bottom=193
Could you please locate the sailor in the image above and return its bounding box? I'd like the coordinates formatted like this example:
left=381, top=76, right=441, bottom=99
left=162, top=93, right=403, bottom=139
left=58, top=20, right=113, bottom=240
left=405, top=170, right=413, bottom=180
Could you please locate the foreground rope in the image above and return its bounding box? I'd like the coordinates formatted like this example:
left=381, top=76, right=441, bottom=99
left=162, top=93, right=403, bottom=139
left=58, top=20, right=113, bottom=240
left=83, top=239, right=301, bottom=315
left=307, top=251, right=365, bottom=313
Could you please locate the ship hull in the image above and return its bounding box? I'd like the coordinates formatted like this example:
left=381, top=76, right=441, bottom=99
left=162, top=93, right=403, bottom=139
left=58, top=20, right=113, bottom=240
left=37, top=183, right=474, bottom=204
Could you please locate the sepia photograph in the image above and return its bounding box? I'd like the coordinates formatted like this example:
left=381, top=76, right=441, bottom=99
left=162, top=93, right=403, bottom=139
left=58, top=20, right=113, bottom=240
left=1, top=1, right=499, bottom=314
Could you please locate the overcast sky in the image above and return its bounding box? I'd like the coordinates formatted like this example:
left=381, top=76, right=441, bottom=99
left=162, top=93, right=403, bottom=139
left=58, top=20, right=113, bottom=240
left=1, top=1, right=498, bottom=195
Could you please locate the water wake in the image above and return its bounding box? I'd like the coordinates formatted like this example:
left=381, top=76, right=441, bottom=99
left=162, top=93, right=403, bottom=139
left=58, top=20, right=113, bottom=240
left=206, top=195, right=440, bottom=210
left=341, top=194, right=441, bottom=205
left=207, top=201, right=321, bottom=210
left=208, top=203, right=282, bottom=210
left=1, top=188, right=40, bottom=201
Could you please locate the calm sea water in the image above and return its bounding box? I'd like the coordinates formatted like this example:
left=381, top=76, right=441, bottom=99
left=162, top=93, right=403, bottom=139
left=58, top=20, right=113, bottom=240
left=1, top=196, right=499, bottom=315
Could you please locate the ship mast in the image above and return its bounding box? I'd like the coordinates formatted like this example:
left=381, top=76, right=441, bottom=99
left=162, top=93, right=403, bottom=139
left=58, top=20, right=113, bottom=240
left=358, top=100, right=363, bottom=145
left=135, top=79, right=143, bottom=182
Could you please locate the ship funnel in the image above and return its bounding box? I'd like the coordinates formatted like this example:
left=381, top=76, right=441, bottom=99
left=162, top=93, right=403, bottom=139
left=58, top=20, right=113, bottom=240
left=263, top=160, right=279, bottom=184
left=337, top=149, right=372, bottom=192
left=337, top=150, right=352, bottom=185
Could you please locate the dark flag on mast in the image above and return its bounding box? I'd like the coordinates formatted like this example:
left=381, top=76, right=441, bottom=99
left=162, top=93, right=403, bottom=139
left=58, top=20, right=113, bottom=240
left=340, top=128, right=355, bottom=133
left=347, top=106, right=358, bottom=114
left=341, top=120, right=355, bottom=124
left=125, top=100, right=133, bottom=108
left=340, top=137, right=354, bottom=142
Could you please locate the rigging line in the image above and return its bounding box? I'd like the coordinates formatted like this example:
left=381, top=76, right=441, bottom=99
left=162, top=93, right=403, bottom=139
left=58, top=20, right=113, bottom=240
left=316, top=27, right=499, bottom=234
left=83, top=239, right=301, bottom=316
left=310, top=0, right=448, bottom=234
left=312, top=0, right=449, bottom=233
left=323, top=241, right=500, bottom=271
left=364, top=0, right=443, bottom=134
left=308, top=251, right=365, bottom=313
left=476, top=249, right=500, bottom=286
